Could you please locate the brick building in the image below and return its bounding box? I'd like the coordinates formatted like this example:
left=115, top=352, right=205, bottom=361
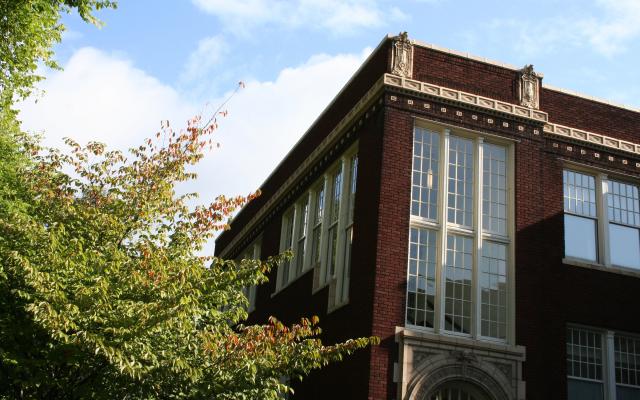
left=214, top=33, right=640, bottom=400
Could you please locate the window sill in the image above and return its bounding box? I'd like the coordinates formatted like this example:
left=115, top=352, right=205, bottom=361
left=271, top=268, right=315, bottom=298
left=311, top=280, right=331, bottom=295
left=327, top=298, right=349, bottom=314
left=563, top=257, right=640, bottom=279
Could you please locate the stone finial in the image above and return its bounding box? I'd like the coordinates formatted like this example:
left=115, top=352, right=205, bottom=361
left=518, top=64, right=540, bottom=109
left=391, top=31, right=413, bottom=78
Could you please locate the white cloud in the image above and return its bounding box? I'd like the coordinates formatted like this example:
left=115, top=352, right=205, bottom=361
left=191, top=0, right=399, bottom=35
left=186, top=48, right=372, bottom=202
left=489, top=0, right=640, bottom=57
left=16, top=45, right=371, bottom=215
left=180, top=35, right=228, bottom=83
left=581, top=0, right=640, bottom=56
left=18, top=47, right=196, bottom=151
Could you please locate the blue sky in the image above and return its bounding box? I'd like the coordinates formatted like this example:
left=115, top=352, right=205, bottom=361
left=17, top=0, right=640, bottom=251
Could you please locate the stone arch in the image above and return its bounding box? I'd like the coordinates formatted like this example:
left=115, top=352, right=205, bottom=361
left=404, top=353, right=512, bottom=400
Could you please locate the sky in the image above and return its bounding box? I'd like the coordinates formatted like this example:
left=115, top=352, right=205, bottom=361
left=16, top=0, right=640, bottom=250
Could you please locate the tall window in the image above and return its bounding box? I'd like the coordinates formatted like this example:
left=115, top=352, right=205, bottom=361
left=607, top=180, right=640, bottom=269
left=407, top=124, right=512, bottom=342
left=563, top=171, right=598, bottom=262
left=567, top=326, right=640, bottom=400
left=276, top=144, right=358, bottom=310
left=238, top=240, right=261, bottom=313
left=295, top=195, right=309, bottom=276
left=563, top=170, right=640, bottom=270
left=324, top=166, right=343, bottom=285
left=279, top=208, right=295, bottom=288
left=311, top=183, right=325, bottom=266
left=339, top=154, right=358, bottom=303
left=567, top=327, right=604, bottom=400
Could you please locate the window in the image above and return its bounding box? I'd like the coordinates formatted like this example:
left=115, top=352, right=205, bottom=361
left=238, top=240, right=261, bottom=313
left=566, top=327, right=640, bottom=400
left=563, top=171, right=598, bottom=262
left=338, top=154, right=358, bottom=304
left=406, top=124, right=512, bottom=342
left=278, top=207, right=295, bottom=288
left=563, top=170, right=640, bottom=270
left=276, top=144, right=358, bottom=309
left=324, top=166, right=343, bottom=285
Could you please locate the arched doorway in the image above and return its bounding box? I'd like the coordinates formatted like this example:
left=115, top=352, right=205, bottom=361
left=428, top=381, right=493, bottom=400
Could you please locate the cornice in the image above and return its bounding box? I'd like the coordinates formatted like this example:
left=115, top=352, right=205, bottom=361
left=543, top=123, right=640, bottom=155
left=383, top=74, right=549, bottom=123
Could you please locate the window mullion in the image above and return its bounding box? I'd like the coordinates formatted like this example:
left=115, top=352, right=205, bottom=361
left=605, top=330, right=616, bottom=400
left=318, top=176, right=330, bottom=286
left=597, top=173, right=610, bottom=266
left=473, top=137, right=484, bottom=340
left=334, top=157, right=351, bottom=305
left=303, top=191, right=315, bottom=272
left=435, top=129, right=450, bottom=334
left=289, top=205, right=299, bottom=285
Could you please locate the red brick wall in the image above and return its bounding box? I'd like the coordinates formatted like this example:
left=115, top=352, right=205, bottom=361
left=540, top=87, right=640, bottom=143
left=412, top=47, right=519, bottom=104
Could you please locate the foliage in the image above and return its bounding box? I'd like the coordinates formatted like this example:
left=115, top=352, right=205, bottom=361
left=0, top=0, right=117, bottom=109
left=0, top=108, right=378, bottom=399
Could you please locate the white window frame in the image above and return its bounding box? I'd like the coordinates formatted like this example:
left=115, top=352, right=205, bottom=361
left=238, top=239, right=261, bottom=313
left=562, top=164, right=640, bottom=273
left=275, top=142, right=359, bottom=311
left=406, top=119, right=516, bottom=345
left=566, top=325, right=640, bottom=400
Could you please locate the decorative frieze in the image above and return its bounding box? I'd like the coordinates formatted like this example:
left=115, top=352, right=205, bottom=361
left=383, top=74, right=549, bottom=122
left=543, top=123, right=640, bottom=155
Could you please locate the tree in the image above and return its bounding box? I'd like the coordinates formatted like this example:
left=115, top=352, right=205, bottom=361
left=0, top=3, right=377, bottom=396
left=0, top=0, right=117, bottom=110
left=0, top=108, right=377, bottom=399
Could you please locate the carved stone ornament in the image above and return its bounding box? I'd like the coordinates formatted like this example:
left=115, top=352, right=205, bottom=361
left=518, top=64, right=540, bottom=109
left=391, top=31, right=413, bottom=78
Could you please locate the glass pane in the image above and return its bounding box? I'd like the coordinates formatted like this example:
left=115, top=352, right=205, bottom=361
left=348, top=154, right=358, bottom=222
left=480, top=242, right=507, bottom=339
left=567, top=379, right=604, bottom=400
left=567, top=327, right=603, bottom=381
left=295, top=198, right=309, bottom=275
left=341, top=226, right=353, bottom=303
left=281, top=210, right=295, bottom=286
left=482, top=144, right=507, bottom=235
left=564, top=214, right=597, bottom=261
left=406, top=227, right=436, bottom=328
left=607, top=179, right=640, bottom=226
left=564, top=170, right=597, bottom=217
left=330, top=167, right=342, bottom=223
left=412, top=127, right=440, bottom=220
left=444, top=234, right=473, bottom=334
left=615, top=335, right=640, bottom=387
left=326, top=225, right=338, bottom=281
left=448, top=136, right=474, bottom=227
left=609, top=224, right=640, bottom=269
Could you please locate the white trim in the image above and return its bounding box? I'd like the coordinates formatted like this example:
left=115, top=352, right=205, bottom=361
left=384, top=74, right=549, bottom=122
left=544, top=123, right=640, bottom=155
